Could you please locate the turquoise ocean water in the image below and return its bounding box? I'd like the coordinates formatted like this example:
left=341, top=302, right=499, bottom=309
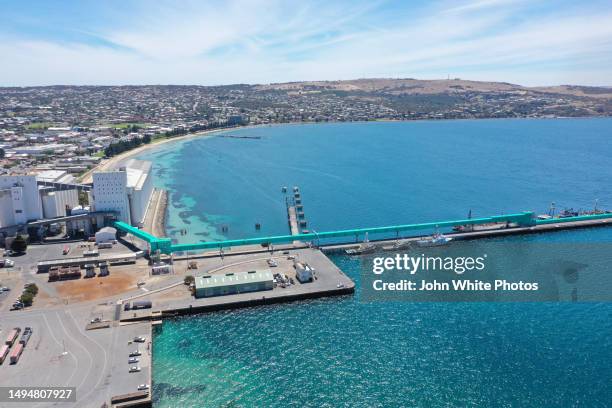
left=137, top=119, right=612, bottom=407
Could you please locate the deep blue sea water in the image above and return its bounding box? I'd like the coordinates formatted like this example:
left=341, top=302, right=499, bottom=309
left=137, top=119, right=612, bottom=407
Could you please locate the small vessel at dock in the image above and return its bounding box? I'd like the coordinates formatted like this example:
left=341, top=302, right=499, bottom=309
left=345, top=233, right=376, bottom=255
left=453, top=210, right=518, bottom=232
left=382, top=239, right=412, bottom=251
left=453, top=222, right=517, bottom=232
left=416, top=233, right=452, bottom=247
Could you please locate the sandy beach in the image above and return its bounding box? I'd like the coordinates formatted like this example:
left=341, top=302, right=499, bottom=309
left=79, top=126, right=239, bottom=183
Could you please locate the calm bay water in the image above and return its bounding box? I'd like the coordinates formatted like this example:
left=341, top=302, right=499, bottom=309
left=137, top=119, right=612, bottom=407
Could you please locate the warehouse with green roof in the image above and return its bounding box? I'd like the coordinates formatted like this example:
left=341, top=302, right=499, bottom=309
left=195, top=270, right=274, bottom=298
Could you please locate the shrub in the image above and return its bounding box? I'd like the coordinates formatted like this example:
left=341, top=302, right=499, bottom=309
left=24, top=283, right=38, bottom=296
left=11, top=235, right=27, bottom=253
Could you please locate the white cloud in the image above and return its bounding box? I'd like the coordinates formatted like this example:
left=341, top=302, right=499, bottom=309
left=1, top=0, right=611, bottom=86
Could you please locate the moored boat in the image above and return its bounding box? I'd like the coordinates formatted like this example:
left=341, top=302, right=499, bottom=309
left=345, top=233, right=376, bottom=255
left=416, top=233, right=452, bottom=247
left=382, top=239, right=412, bottom=251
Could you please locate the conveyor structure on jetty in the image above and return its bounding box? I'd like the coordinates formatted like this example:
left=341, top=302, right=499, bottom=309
left=113, top=211, right=612, bottom=255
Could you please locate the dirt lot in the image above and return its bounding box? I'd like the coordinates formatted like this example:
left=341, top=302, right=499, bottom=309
left=54, top=266, right=146, bottom=302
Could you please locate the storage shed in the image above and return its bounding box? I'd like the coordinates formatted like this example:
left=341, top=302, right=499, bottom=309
left=195, top=270, right=273, bottom=298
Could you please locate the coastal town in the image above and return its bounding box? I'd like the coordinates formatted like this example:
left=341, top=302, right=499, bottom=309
left=1, top=78, right=612, bottom=408
left=2, top=79, right=612, bottom=179
left=2, top=0, right=611, bottom=404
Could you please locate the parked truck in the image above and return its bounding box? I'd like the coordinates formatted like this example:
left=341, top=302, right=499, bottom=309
left=98, top=262, right=109, bottom=276
left=0, top=345, right=9, bottom=364
left=9, top=343, right=23, bottom=364
left=84, top=264, right=96, bottom=278
left=19, top=327, right=32, bottom=347
left=5, top=327, right=21, bottom=346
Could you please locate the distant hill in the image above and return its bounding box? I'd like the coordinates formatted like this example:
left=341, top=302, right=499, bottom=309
left=257, top=78, right=612, bottom=98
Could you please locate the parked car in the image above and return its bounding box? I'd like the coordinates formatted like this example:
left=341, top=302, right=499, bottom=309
left=0, top=287, right=10, bottom=292
left=90, top=317, right=102, bottom=324
left=0, top=259, right=14, bottom=268
left=129, top=366, right=141, bottom=373
left=128, top=357, right=139, bottom=364
left=129, top=351, right=142, bottom=357
left=137, top=384, right=149, bottom=391
left=133, top=336, right=146, bottom=343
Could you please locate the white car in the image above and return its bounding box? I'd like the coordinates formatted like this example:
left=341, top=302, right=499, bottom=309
left=129, top=351, right=142, bottom=357
left=129, top=366, right=141, bottom=373
left=0, top=287, right=10, bottom=292
left=137, top=384, right=149, bottom=391
left=128, top=357, right=139, bottom=364
left=133, top=336, right=146, bottom=343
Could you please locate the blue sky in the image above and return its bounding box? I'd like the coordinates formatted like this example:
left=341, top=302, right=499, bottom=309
left=1, top=0, right=611, bottom=86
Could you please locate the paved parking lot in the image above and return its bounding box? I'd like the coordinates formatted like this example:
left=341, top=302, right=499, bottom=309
left=0, top=239, right=153, bottom=407
left=0, top=306, right=151, bottom=407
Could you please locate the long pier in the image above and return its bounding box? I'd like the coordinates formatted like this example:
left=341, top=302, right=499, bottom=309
left=286, top=186, right=306, bottom=236
left=287, top=204, right=300, bottom=235
left=114, top=211, right=612, bottom=254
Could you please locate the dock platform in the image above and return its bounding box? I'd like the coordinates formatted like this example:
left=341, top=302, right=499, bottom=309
left=119, top=248, right=354, bottom=321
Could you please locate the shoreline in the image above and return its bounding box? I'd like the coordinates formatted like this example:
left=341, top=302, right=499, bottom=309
left=80, top=125, right=263, bottom=183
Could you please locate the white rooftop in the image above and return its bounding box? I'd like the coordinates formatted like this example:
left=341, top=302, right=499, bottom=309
left=35, top=170, right=74, bottom=184
left=123, top=159, right=152, bottom=190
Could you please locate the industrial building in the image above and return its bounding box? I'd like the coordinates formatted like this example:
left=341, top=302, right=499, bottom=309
left=0, top=174, right=81, bottom=228
left=0, top=175, right=43, bottom=227
left=35, top=170, right=76, bottom=184
left=195, top=270, right=274, bottom=298
left=40, top=189, right=79, bottom=218
left=92, top=159, right=153, bottom=226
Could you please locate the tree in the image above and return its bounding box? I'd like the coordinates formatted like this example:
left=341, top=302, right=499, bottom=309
left=24, top=283, right=38, bottom=296
left=19, top=291, right=34, bottom=306
left=78, top=191, right=89, bottom=206
left=10, top=235, right=28, bottom=253
left=184, top=275, right=195, bottom=285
